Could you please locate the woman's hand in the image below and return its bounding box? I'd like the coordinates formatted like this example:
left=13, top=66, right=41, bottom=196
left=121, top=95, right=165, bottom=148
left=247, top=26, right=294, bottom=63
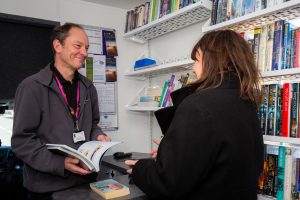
left=124, top=160, right=138, bottom=174
left=150, top=138, right=161, bottom=158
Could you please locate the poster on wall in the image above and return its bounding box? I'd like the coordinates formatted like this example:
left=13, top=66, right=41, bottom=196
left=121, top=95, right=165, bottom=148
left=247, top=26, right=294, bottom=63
left=82, top=25, right=119, bottom=131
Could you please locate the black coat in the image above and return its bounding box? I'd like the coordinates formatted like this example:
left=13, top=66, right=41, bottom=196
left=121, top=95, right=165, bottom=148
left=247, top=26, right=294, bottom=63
left=132, top=77, right=264, bottom=200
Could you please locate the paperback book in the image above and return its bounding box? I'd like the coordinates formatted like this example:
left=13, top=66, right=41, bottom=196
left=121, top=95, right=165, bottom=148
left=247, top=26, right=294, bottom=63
left=46, top=141, right=121, bottom=172
left=90, top=179, right=130, bottom=199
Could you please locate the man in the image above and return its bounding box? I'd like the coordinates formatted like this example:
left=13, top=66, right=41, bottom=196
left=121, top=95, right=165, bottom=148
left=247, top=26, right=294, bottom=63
left=11, top=23, right=110, bottom=200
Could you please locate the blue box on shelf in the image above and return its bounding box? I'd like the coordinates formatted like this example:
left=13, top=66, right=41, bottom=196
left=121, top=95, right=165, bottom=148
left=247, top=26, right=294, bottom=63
left=134, top=58, right=156, bottom=70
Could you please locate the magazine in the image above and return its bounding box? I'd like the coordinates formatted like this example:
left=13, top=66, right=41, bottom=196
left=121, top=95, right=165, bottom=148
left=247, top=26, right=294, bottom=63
left=46, top=141, right=121, bottom=172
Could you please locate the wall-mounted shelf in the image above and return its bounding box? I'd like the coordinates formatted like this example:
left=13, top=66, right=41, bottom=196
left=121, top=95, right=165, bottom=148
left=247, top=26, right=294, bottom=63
left=263, top=135, right=300, bottom=146
left=125, top=59, right=194, bottom=77
left=124, top=0, right=212, bottom=43
left=125, top=105, right=160, bottom=112
left=257, top=194, right=275, bottom=200
left=202, top=0, right=300, bottom=33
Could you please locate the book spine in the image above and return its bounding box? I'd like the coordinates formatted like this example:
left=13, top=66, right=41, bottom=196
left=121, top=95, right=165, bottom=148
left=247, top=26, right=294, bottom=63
left=281, top=22, right=289, bottom=69
left=295, top=28, right=300, bottom=68
left=266, top=23, right=275, bottom=71
left=253, top=27, right=261, bottom=67
left=275, top=84, right=283, bottom=136
left=291, top=29, right=296, bottom=69
left=259, top=85, right=269, bottom=135
left=162, top=74, right=176, bottom=107
left=158, top=81, right=169, bottom=107
left=276, top=146, right=286, bottom=200
left=284, top=147, right=292, bottom=200
left=282, top=83, right=291, bottom=137
left=258, top=25, right=268, bottom=72
left=290, top=83, right=299, bottom=138
left=272, top=20, right=284, bottom=71
left=267, top=84, right=278, bottom=135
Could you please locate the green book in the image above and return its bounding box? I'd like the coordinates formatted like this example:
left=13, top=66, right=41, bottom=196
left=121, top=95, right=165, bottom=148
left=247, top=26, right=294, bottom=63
left=158, top=81, right=169, bottom=107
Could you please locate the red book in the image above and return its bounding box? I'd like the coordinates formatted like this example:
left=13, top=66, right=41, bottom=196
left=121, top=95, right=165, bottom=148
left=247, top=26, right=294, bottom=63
left=282, top=83, right=291, bottom=137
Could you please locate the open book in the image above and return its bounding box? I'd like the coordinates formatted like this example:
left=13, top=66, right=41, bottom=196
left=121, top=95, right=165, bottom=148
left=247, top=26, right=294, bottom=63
left=46, top=141, right=121, bottom=172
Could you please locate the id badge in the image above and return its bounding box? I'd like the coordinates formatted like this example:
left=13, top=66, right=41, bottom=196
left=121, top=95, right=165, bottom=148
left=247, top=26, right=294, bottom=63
left=73, top=131, right=85, bottom=143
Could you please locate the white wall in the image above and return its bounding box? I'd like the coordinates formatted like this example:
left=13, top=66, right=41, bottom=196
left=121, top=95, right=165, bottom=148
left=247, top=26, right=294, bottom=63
left=0, top=0, right=206, bottom=153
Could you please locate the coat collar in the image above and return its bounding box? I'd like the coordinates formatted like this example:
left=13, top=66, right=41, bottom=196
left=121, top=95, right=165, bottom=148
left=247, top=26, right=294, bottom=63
left=36, top=63, right=92, bottom=89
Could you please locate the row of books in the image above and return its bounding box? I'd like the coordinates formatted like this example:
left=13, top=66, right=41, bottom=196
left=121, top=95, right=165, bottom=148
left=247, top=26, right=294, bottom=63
left=211, top=0, right=290, bottom=25
left=259, top=82, right=300, bottom=138
left=124, top=0, right=200, bottom=33
left=242, top=20, right=300, bottom=72
left=257, top=144, right=300, bottom=200
left=136, top=73, right=193, bottom=108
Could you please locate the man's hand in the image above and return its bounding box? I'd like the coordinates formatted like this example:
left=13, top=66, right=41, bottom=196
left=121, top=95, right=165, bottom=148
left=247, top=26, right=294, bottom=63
left=150, top=138, right=161, bottom=158
left=64, top=157, right=92, bottom=175
left=97, top=134, right=111, bottom=142
left=124, top=160, right=138, bottom=174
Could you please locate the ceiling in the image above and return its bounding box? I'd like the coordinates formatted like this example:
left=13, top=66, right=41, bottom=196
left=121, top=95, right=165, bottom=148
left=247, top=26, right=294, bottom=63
left=82, top=0, right=148, bottom=10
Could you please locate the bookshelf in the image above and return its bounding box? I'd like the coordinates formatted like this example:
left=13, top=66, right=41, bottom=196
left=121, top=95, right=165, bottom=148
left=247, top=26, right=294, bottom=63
left=125, top=59, right=193, bottom=77
left=124, top=0, right=212, bottom=43
left=263, top=135, right=300, bottom=146
left=202, top=0, right=300, bottom=33
left=257, top=194, right=276, bottom=200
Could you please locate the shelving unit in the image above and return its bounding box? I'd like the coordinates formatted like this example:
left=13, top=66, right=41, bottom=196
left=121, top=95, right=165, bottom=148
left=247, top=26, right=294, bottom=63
left=202, top=0, right=300, bottom=33
left=257, top=194, right=275, bottom=200
left=125, top=59, right=194, bottom=77
left=261, top=68, right=300, bottom=79
left=124, top=0, right=212, bottom=43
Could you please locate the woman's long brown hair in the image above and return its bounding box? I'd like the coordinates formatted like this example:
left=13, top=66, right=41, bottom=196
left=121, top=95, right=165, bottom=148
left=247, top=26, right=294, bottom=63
left=190, top=30, right=259, bottom=103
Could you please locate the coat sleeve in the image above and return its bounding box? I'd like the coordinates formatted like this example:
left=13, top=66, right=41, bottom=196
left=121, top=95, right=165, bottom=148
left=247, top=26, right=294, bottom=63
left=132, top=97, right=218, bottom=199
left=90, top=84, right=106, bottom=140
left=11, top=81, right=66, bottom=177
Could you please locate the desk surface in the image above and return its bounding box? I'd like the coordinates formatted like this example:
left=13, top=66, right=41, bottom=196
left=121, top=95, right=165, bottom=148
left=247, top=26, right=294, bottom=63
left=102, top=152, right=152, bottom=174
left=52, top=175, right=146, bottom=200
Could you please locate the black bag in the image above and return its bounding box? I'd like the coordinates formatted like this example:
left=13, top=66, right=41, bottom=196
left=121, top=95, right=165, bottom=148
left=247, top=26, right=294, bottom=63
left=0, top=146, right=27, bottom=199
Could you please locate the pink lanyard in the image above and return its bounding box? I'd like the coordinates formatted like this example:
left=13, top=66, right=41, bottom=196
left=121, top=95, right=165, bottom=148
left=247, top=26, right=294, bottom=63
left=53, top=74, right=80, bottom=121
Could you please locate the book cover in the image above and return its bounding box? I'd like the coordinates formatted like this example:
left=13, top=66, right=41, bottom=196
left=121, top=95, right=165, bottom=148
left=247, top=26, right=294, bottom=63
left=102, top=30, right=118, bottom=57
left=265, top=23, right=274, bottom=72
left=266, top=84, right=278, bottom=136
left=106, top=56, right=117, bottom=82
left=295, top=28, right=300, bottom=68
left=258, top=25, right=267, bottom=72
left=259, top=85, right=269, bottom=135
left=275, top=84, right=282, bottom=136
left=290, top=83, right=299, bottom=138
left=46, top=141, right=121, bottom=172
left=272, top=20, right=284, bottom=71
left=90, top=179, right=130, bottom=199
left=277, top=146, right=286, bottom=200
left=282, top=83, right=291, bottom=137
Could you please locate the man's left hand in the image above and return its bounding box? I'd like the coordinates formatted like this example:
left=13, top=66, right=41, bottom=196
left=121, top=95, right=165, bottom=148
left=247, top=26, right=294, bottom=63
left=97, top=135, right=111, bottom=142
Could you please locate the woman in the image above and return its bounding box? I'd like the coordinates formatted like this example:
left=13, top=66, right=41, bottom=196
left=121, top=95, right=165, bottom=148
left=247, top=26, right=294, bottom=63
left=126, top=30, right=264, bottom=200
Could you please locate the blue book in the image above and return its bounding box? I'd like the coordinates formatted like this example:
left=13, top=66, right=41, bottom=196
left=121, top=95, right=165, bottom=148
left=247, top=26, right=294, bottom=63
left=272, top=20, right=285, bottom=71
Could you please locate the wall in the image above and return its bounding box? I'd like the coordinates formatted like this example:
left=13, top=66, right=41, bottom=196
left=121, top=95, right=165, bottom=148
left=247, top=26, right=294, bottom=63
left=0, top=0, right=207, bottom=153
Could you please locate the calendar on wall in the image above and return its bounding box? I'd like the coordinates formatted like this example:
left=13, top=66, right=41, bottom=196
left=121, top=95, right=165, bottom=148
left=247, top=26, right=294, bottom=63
left=80, top=25, right=119, bottom=131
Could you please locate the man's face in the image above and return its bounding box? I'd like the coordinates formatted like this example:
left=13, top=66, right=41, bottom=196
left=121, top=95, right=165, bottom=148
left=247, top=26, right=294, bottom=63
left=54, top=27, right=89, bottom=70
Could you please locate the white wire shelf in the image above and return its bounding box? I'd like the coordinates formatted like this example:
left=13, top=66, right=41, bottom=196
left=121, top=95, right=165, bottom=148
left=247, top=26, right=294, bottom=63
left=263, top=135, right=300, bottom=145
left=125, top=105, right=160, bottom=112
left=125, top=59, right=194, bottom=77
left=202, top=0, right=300, bottom=33
left=124, top=0, right=212, bottom=43
left=257, top=194, right=276, bottom=200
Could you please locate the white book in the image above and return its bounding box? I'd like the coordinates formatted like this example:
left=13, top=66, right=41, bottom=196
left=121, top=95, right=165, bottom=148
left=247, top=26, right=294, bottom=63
left=46, top=141, right=121, bottom=172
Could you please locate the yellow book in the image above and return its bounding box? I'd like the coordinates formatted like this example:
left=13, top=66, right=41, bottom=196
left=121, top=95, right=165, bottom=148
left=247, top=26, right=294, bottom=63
left=90, top=179, right=130, bottom=199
